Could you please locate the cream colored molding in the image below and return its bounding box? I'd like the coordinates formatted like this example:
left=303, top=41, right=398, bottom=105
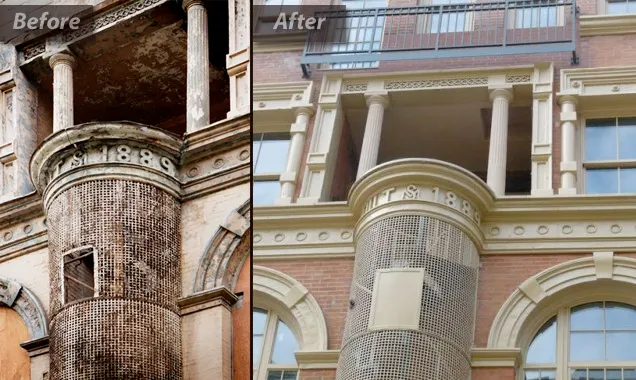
left=253, top=266, right=329, bottom=351
left=594, top=251, right=614, bottom=279
left=253, top=41, right=305, bottom=53
left=470, top=348, right=521, bottom=367
left=518, top=277, right=546, bottom=304
left=295, top=350, right=340, bottom=369
left=559, top=66, right=636, bottom=111
left=488, top=254, right=636, bottom=349
left=256, top=161, right=636, bottom=256
left=254, top=81, right=314, bottom=131
left=580, top=14, right=636, bottom=36
left=531, top=62, right=554, bottom=196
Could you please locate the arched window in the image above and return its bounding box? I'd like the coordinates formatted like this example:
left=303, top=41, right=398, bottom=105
left=253, top=308, right=299, bottom=380
left=523, top=302, right=636, bottom=380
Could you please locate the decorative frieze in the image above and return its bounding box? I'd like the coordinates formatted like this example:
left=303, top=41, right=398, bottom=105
left=384, top=77, right=488, bottom=90
left=505, top=74, right=532, bottom=84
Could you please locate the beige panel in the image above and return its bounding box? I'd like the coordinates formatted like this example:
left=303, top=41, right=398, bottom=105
left=182, top=306, right=232, bottom=380
left=368, top=268, right=424, bottom=330
left=181, top=183, right=249, bottom=296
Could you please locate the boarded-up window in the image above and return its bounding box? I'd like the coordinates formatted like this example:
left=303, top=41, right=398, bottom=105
left=63, top=247, right=96, bottom=303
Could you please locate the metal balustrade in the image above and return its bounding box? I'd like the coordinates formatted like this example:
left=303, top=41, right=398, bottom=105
left=300, top=0, right=578, bottom=73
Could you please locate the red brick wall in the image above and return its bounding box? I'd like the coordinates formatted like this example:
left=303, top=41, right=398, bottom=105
left=260, top=258, right=354, bottom=350
left=475, top=252, right=588, bottom=347
left=472, top=367, right=516, bottom=380
left=233, top=255, right=251, bottom=380
left=300, top=369, right=337, bottom=380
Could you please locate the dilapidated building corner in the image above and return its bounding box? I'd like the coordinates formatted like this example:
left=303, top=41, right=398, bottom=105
left=0, top=0, right=250, bottom=379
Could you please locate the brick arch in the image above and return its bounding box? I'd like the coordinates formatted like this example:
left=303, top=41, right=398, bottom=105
left=193, top=199, right=250, bottom=293
left=488, top=253, right=636, bottom=350
left=0, top=277, right=48, bottom=341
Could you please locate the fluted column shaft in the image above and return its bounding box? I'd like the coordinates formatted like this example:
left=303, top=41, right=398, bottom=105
left=184, top=0, right=210, bottom=131
left=356, top=93, right=389, bottom=180
left=559, top=95, right=578, bottom=195
left=49, top=53, right=75, bottom=132
left=487, top=88, right=513, bottom=196
left=280, top=107, right=313, bottom=202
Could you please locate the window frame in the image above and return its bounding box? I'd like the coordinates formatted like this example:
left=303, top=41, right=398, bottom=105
left=320, top=0, right=387, bottom=70
left=416, top=0, right=475, bottom=35
left=600, top=0, right=636, bottom=15
left=579, top=116, right=636, bottom=195
left=508, top=2, right=566, bottom=30
left=521, top=301, right=636, bottom=380
left=253, top=308, right=300, bottom=380
left=253, top=128, right=292, bottom=206
left=60, top=245, right=98, bottom=305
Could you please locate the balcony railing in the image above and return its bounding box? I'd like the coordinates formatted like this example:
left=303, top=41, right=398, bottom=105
left=301, top=0, right=578, bottom=73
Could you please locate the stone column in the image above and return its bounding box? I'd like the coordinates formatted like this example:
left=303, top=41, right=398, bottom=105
left=49, top=53, right=75, bottom=132
left=356, top=93, right=389, bottom=180
left=486, top=87, right=513, bottom=196
left=279, top=106, right=313, bottom=203
left=559, top=95, right=578, bottom=195
left=184, top=0, right=210, bottom=132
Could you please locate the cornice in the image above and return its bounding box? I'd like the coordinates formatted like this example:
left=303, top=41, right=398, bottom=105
left=0, top=192, right=43, bottom=229
left=580, top=14, right=636, bottom=37
left=177, top=286, right=239, bottom=315
left=470, top=348, right=521, bottom=368
left=182, top=113, right=251, bottom=164
left=295, top=350, right=340, bottom=369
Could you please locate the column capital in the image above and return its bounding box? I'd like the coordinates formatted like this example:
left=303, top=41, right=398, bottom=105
left=49, top=53, right=76, bottom=69
left=558, top=93, right=579, bottom=106
left=489, top=87, right=513, bottom=102
left=182, top=0, right=206, bottom=11
left=364, top=91, right=389, bottom=108
left=292, top=105, right=314, bottom=118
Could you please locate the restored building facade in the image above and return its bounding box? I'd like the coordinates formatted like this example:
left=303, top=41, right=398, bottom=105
left=0, top=0, right=250, bottom=379
left=253, top=0, right=636, bottom=379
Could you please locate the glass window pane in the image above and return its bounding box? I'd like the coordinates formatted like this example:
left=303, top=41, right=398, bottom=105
left=526, top=317, right=557, bottom=364
left=282, top=371, right=298, bottom=380
left=625, top=369, right=636, bottom=380
left=608, top=0, right=627, bottom=13
left=267, top=371, right=283, bottom=380
left=570, top=369, right=587, bottom=380
left=606, top=302, right=636, bottom=330
left=619, top=118, right=636, bottom=159
left=255, top=134, right=290, bottom=174
left=525, top=371, right=540, bottom=380
left=570, top=331, right=604, bottom=361
left=586, top=169, right=619, bottom=194
left=270, top=320, right=299, bottom=365
left=607, top=331, right=636, bottom=360
left=629, top=0, right=636, bottom=13
left=621, top=168, right=636, bottom=193
left=253, top=335, right=264, bottom=365
left=607, top=369, right=623, bottom=380
left=571, top=302, right=604, bottom=330
left=540, top=370, right=556, bottom=380
left=254, top=309, right=268, bottom=334
left=585, top=120, right=617, bottom=161
left=588, top=369, right=604, bottom=380
left=253, top=134, right=262, bottom=169
left=254, top=181, right=281, bottom=206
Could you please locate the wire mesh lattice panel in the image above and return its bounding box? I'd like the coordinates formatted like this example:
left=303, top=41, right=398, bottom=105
left=338, top=215, right=479, bottom=380
left=46, top=179, right=182, bottom=379
left=50, top=298, right=181, bottom=379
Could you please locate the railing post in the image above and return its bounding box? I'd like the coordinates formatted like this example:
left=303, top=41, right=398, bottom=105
left=502, top=0, right=509, bottom=46
left=435, top=4, right=444, bottom=49
left=369, top=8, right=380, bottom=53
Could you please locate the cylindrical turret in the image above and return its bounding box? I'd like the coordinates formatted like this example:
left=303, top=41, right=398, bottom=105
left=338, top=159, right=488, bottom=380
left=31, top=123, right=182, bottom=379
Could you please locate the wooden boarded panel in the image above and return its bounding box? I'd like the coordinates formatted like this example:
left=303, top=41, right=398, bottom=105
left=0, top=306, right=30, bottom=379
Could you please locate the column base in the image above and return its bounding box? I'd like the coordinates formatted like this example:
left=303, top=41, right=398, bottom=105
left=558, top=187, right=578, bottom=196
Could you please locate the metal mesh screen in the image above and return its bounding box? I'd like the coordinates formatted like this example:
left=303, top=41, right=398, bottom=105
left=46, top=179, right=181, bottom=379
left=337, top=215, right=479, bottom=380
left=50, top=298, right=181, bottom=379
